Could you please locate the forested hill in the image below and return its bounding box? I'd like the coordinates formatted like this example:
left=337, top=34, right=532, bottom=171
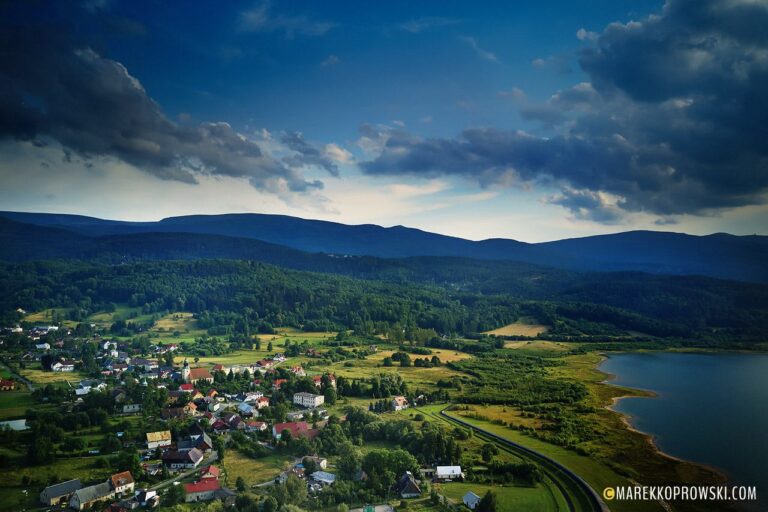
left=1, top=215, right=767, bottom=344
left=1, top=259, right=767, bottom=345
left=2, top=211, right=767, bottom=282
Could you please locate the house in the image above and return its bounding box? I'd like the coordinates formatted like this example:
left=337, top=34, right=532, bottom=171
left=310, top=471, right=336, bottom=486
left=312, top=374, right=337, bottom=389
left=122, top=404, right=142, bottom=414
left=52, top=360, right=76, bottom=372
left=0, top=379, right=16, bottom=391
left=463, top=491, right=482, bottom=510
left=75, top=380, right=106, bottom=396
left=162, top=448, right=204, bottom=469
left=272, top=421, right=309, bottom=439
left=238, top=402, right=255, bottom=417
left=211, top=419, right=229, bottom=433
left=146, top=430, right=172, bottom=450
left=286, top=411, right=305, bottom=421
left=392, top=396, right=409, bottom=411
left=435, top=466, right=463, bottom=482
left=39, top=479, right=82, bottom=506
left=178, top=432, right=212, bottom=453
left=272, top=378, right=288, bottom=390
left=290, top=366, right=306, bottom=377
left=132, top=358, right=158, bottom=372
left=246, top=420, right=267, bottom=432
left=110, top=471, right=135, bottom=496
left=135, top=489, right=159, bottom=508
left=293, top=392, right=325, bottom=409
left=36, top=342, right=51, bottom=350
left=256, top=396, right=270, bottom=409
left=111, top=362, right=128, bottom=373
left=184, top=479, right=220, bottom=502
left=179, top=383, right=195, bottom=393
left=200, top=465, right=220, bottom=480
left=70, top=482, right=114, bottom=510
left=395, top=471, right=422, bottom=499
left=212, top=364, right=226, bottom=373
left=161, top=407, right=186, bottom=420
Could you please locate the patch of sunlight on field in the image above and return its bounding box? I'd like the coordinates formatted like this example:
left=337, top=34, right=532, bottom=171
left=484, top=317, right=549, bottom=337
left=504, top=340, right=570, bottom=351
left=152, top=312, right=199, bottom=332
left=20, top=367, right=86, bottom=385
left=367, top=347, right=472, bottom=364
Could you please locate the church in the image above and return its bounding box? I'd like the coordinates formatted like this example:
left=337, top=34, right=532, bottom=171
left=181, top=359, right=214, bottom=385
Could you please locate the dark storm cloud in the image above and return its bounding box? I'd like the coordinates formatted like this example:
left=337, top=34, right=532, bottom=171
left=361, top=0, right=768, bottom=221
left=0, top=24, right=321, bottom=193
left=280, top=131, right=339, bottom=177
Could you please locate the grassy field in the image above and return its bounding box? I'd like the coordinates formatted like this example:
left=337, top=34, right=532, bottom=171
left=221, top=450, right=290, bottom=487
left=327, top=361, right=462, bottom=391
left=437, top=481, right=559, bottom=512
left=23, top=307, right=74, bottom=326
left=152, top=312, right=199, bottom=332
left=484, top=317, right=549, bottom=337
left=0, top=391, right=35, bottom=420
left=503, top=340, right=570, bottom=351
left=454, top=404, right=548, bottom=430
left=19, top=365, right=86, bottom=385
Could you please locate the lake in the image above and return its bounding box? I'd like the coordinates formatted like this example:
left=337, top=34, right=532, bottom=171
left=600, top=352, right=768, bottom=509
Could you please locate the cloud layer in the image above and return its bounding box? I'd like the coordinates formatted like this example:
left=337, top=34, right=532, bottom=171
left=361, top=0, right=768, bottom=221
left=0, top=24, right=324, bottom=194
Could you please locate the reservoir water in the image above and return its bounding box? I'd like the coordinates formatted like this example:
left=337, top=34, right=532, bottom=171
left=600, top=352, right=768, bottom=509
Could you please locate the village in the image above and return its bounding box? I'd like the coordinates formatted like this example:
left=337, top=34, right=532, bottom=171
left=0, top=322, right=505, bottom=512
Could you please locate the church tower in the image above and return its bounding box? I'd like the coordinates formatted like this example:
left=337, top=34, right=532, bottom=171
left=182, top=358, right=191, bottom=383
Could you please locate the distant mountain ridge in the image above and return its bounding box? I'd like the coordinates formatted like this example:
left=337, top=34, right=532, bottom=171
left=1, top=210, right=766, bottom=282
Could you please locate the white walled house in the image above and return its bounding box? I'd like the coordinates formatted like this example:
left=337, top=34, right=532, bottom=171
left=293, top=392, right=324, bottom=409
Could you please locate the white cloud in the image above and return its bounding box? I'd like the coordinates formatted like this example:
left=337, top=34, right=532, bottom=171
left=239, top=1, right=335, bottom=38
left=576, top=28, right=599, bottom=41
left=324, top=143, right=354, bottom=164
left=321, top=54, right=340, bottom=67
left=459, top=36, right=498, bottom=62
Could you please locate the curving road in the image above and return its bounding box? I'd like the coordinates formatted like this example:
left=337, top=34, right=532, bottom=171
left=438, top=406, right=610, bottom=512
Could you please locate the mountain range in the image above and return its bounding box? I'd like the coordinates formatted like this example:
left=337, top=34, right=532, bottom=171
left=0, top=211, right=766, bottom=283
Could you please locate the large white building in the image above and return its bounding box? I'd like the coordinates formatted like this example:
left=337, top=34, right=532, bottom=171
left=293, top=392, right=325, bottom=409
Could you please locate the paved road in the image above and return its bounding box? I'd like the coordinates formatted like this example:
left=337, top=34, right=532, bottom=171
left=437, top=406, right=610, bottom=512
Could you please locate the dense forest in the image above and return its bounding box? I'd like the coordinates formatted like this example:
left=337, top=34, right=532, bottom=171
left=1, top=257, right=767, bottom=345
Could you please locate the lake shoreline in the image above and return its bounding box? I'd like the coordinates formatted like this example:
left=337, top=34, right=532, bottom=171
left=596, top=353, right=731, bottom=484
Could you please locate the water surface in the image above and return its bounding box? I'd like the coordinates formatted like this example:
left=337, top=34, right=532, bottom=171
left=600, top=352, right=768, bottom=508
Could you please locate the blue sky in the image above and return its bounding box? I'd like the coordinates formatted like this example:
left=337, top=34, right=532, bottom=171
left=1, top=0, right=766, bottom=241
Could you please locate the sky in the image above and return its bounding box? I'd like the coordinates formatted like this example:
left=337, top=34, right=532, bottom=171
left=1, top=0, right=767, bottom=242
